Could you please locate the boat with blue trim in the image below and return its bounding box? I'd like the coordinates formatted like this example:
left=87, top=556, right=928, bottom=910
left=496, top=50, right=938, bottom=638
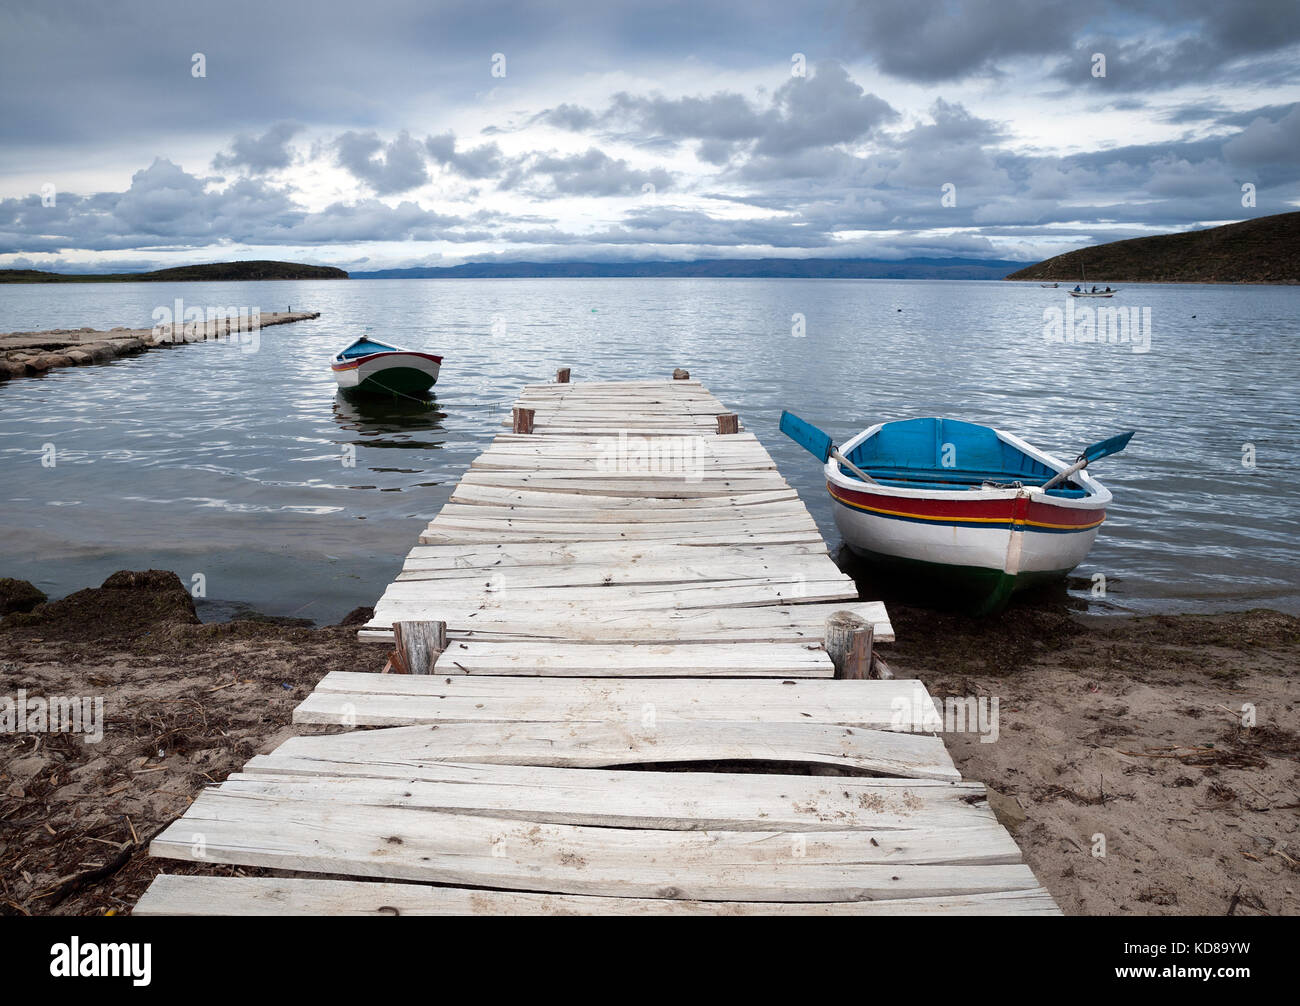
left=784, top=415, right=1131, bottom=615
left=331, top=336, right=442, bottom=395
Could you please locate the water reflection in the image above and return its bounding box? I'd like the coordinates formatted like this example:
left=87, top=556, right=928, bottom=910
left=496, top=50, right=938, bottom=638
left=1, top=277, right=1297, bottom=621
left=332, top=389, right=449, bottom=450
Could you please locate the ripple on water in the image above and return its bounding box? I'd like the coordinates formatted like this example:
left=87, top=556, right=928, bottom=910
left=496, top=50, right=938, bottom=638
left=1, top=277, right=1297, bottom=621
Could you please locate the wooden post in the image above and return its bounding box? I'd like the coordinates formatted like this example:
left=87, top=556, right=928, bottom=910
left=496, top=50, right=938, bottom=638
left=392, top=620, right=446, bottom=675
left=825, top=611, right=872, bottom=679
left=716, top=412, right=739, bottom=435
left=672, top=368, right=690, bottom=380
left=512, top=407, right=535, bottom=434
left=556, top=367, right=571, bottom=383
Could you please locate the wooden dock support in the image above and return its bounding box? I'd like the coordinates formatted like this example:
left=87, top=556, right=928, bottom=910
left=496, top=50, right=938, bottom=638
left=391, top=620, right=446, bottom=675
left=716, top=412, right=739, bottom=434
left=512, top=407, right=535, bottom=434
left=825, top=611, right=873, bottom=679
left=672, top=368, right=690, bottom=380
left=556, top=367, right=571, bottom=384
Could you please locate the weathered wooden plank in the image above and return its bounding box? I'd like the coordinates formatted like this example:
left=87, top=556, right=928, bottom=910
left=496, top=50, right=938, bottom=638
left=418, top=528, right=825, bottom=546
left=294, top=672, right=931, bottom=730
left=396, top=558, right=841, bottom=591
left=378, top=577, right=855, bottom=611
left=150, top=791, right=1030, bottom=900
left=399, top=540, right=825, bottom=565
left=310, top=668, right=899, bottom=703
left=471, top=455, right=777, bottom=472
left=274, top=719, right=955, bottom=776
left=491, top=432, right=761, bottom=445
left=425, top=514, right=822, bottom=537
left=364, top=599, right=894, bottom=644
left=453, top=473, right=792, bottom=497
left=231, top=760, right=982, bottom=829
left=433, top=640, right=834, bottom=676
left=135, top=875, right=1063, bottom=916
left=449, top=485, right=798, bottom=508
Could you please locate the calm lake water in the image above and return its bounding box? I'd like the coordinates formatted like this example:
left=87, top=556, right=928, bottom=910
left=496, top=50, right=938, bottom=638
left=1, top=277, right=1297, bottom=623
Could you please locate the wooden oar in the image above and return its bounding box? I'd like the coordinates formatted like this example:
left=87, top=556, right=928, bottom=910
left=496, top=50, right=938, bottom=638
left=1041, top=431, right=1135, bottom=491
left=779, top=411, right=878, bottom=485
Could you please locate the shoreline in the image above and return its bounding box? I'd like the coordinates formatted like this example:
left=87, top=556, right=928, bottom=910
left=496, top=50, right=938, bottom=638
left=0, top=311, right=320, bottom=383
left=1003, top=278, right=1299, bottom=286
left=0, top=570, right=1295, bottom=915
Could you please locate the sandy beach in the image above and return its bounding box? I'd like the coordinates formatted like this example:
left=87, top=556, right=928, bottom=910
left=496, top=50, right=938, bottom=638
left=0, top=570, right=1295, bottom=916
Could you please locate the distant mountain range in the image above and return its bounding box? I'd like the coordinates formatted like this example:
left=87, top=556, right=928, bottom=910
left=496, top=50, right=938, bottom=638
left=10, top=216, right=1292, bottom=286
left=0, top=260, right=349, bottom=283
left=1006, top=212, right=1300, bottom=284
left=352, top=257, right=1028, bottom=280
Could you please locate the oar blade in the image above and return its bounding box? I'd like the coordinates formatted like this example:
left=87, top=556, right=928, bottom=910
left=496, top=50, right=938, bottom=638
left=779, top=410, right=833, bottom=463
left=1081, top=431, right=1135, bottom=464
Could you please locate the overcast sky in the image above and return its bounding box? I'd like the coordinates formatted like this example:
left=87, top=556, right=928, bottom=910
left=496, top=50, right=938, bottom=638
left=1, top=0, right=1297, bottom=272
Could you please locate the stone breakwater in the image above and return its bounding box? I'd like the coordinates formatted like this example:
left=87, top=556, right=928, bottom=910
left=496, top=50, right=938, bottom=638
left=0, top=310, right=320, bottom=382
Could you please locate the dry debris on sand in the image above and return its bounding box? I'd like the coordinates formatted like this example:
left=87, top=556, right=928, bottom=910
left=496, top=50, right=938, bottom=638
left=1, top=570, right=1297, bottom=916
left=884, top=604, right=1300, bottom=916
left=0, top=570, right=376, bottom=916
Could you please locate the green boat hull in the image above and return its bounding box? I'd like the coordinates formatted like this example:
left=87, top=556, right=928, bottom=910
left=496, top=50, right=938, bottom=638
left=843, top=546, right=1073, bottom=616
left=353, top=367, right=437, bottom=396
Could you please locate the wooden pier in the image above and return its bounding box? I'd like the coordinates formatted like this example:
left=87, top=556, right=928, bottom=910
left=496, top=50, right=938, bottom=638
left=136, top=375, right=1058, bottom=915
left=0, top=310, right=320, bottom=382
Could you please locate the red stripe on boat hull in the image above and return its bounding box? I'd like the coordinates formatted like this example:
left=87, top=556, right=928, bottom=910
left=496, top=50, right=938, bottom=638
left=828, top=482, right=1105, bottom=531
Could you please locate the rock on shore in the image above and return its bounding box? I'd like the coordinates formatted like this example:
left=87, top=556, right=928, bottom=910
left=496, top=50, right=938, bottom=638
left=1, top=569, right=199, bottom=641
left=0, top=578, right=46, bottom=615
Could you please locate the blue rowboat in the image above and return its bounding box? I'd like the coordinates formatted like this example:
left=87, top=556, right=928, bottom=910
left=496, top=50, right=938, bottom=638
left=782, top=413, right=1134, bottom=615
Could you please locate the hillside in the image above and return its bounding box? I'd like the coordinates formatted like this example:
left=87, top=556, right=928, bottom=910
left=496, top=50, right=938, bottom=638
left=1005, top=212, right=1300, bottom=284
left=0, top=260, right=349, bottom=283
left=353, top=257, right=1027, bottom=281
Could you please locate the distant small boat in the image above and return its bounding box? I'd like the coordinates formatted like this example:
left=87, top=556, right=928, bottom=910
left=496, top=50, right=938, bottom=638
left=781, top=413, right=1133, bottom=615
left=1040, top=283, right=1059, bottom=288
left=331, top=336, right=442, bottom=395
left=1069, top=264, right=1116, bottom=297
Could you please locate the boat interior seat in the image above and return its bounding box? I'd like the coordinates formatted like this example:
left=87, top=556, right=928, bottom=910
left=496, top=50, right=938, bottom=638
left=834, top=465, right=1087, bottom=496
left=339, top=338, right=395, bottom=358
left=842, top=417, right=1089, bottom=497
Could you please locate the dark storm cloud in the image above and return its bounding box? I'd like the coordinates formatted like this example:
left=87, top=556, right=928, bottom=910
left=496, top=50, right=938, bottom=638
left=609, top=207, right=830, bottom=247
left=1160, top=103, right=1231, bottom=125
left=1222, top=104, right=1300, bottom=186
left=535, top=105, right=601, bottom=131
left=841, top=0, right=1077, bottom=81
left=755, top=62, right=897, bottom=153
left=334, top=131, right=430, bottom=195
left=504, top=149, right=674, bottom=198
left=212, top=122, right=303, bottom=174
left=536, top=61, right=897, bottom=164
left=0, top=0, right=828, bottom=149
left=602, top=91, right=769, bottom=143
left=425, top=133, right=509, bottom=180
left=840, top=0, right=1300, bottom=88
left=698, top=89, right=1298, bottom=245
left=2, top=1, right=1298, bottom=264
left=1214, top=102, right=1300, bottom=129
